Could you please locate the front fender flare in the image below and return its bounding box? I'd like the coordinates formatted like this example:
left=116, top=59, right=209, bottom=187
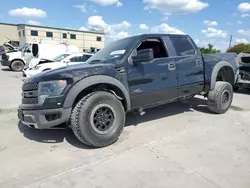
left=210, top=61, right=234, bottom=91
left=63, top=75, right=131, bottom=111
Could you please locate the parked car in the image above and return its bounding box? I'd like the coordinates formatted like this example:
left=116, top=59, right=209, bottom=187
left=18, top=34, right=238, bottom=148
left=24, top=53, right=93, bottom=78
left=234, top=52, right=250, bottom=91
left=1, top=41, right=79, bottom=72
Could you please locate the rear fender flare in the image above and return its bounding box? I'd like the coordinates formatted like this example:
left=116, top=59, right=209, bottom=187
left=210, top=61, right=234, bottom=91
left=63, top=75, right=131, bottom=111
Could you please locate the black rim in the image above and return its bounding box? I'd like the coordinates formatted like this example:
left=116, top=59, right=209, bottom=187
left=91, top=104, right=115, bottom=134
left=222, top=90, right=230, bottom=104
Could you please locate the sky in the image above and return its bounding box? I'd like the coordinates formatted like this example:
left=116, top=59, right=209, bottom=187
left=0, top=0, right=250, bottom=52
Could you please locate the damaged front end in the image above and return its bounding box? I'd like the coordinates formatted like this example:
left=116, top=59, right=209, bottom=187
left=236, top=53, right=250, bottom=89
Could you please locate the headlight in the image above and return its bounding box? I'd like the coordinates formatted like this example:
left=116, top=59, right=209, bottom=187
left=38, top=80, right=67, bottom=104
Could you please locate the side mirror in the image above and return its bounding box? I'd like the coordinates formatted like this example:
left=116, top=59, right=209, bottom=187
left=26, top=49, right=31, bottom=53
left=131, top=49, right=154, bottom=65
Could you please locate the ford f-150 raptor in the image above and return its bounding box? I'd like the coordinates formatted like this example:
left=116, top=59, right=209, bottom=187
left=18, top=34, right=239, bottom=148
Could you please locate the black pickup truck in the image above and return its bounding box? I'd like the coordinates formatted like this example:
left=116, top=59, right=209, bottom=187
left=18, top=34, right=238, bottom=147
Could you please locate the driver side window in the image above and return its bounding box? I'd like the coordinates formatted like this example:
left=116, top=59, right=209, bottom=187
left=137, top=38, right=168, bottom=59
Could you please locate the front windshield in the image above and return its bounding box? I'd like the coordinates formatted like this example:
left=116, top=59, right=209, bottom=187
left=18, top=43, right=28, bottom=52
left=87, top=36, right=137, bottom=63
left=53, top=54, right=70, bottom=61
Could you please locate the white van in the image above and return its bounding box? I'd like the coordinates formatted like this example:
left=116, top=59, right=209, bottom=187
left=24, top=52, right=93, bottom=78
left=23, top=41, right=79, bottom=67
left=1, top=41, right=79, bottom=72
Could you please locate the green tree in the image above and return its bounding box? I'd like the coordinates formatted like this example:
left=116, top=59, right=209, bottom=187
left=227, top=43, right=250, bottom=54
left=199, top=44, right=221, bottom=54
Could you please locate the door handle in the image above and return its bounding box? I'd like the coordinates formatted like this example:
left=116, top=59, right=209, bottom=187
left=168, top=63, right=176, bottom=71
left=196, top=60, right=202, bottom=66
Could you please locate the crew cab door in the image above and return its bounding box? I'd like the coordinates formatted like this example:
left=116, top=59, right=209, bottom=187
left=168, top=36, right=204, bottom=97
left=127, top=37, right=178, bottom=109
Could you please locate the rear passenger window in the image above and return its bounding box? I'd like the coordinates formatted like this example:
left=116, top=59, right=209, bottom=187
left=170, top=37, right=195, bottom=56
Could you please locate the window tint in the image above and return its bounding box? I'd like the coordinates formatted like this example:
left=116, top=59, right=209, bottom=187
left=70, top=56, right=81, bottom=62
left=70, top=34, right=76, bottom=39
left=19, top=31, right=21, bottom=37
left=46, top=32, right=53, bottom=38
left=31, top=30, right=38, bottom=36
left=23, top=30, right=25, bottom=36
left=137, top=38, right=168, bottom=59
left=97, top=37, right=102, bottom=41
left=63, top=33, right=67, bottom=39
left=170, top=37, right=195, bottom=56
left=81, top=55, right=92, bottom=62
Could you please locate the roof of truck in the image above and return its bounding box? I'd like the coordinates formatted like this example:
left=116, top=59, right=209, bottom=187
left=114, top=34, right=189, bottom=42
left=135, top=34, right=188, bottom=38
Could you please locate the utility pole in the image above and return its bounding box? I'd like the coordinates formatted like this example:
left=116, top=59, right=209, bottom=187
left=228, top=35, right=232, bottom=50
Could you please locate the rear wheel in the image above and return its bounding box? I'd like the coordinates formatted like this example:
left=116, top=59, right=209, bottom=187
left=11, top=60, right=24, bottom=72
left=208, top=81, right=233, bottom=114
left=71, top=91, right=125, bottom=148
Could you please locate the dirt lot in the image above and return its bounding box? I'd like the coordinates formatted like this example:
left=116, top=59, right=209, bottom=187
left=0, top=65, right=250, bottom=188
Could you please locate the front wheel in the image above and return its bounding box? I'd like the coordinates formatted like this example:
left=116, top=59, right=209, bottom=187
left=11, top=60, right=24, bottom=72
left=71, top=91, right=125, bottom=148
left=208, top=81, right=233, bottom=114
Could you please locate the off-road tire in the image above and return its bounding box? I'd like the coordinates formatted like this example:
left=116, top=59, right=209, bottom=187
left=71, top=91, right=125, bottom=148
left=11, top=60, right=24, bottom=72
left=208, top=81, right=233, bottom=114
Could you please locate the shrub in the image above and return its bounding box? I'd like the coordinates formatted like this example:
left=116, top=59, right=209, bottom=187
left=227, top=43, right=250, bottom=54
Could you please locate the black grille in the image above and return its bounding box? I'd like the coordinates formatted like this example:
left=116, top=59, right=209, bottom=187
left=22, top=83, right=38, bottom=104
left=1, top=53, right=9, bottom=61
left=22, top=98, right=38, bottom=104
left=22, top=83, right=38, bottom=91
left=22, top=90, right=38, bottom=98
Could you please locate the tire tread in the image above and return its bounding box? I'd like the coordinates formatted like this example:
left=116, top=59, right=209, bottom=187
left=71, top=92, right=125, bottom=148
left=208, top=81, right=233, bottom=114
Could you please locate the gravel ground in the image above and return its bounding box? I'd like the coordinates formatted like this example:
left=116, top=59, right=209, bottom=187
left=0, top=64, right=250, bottom=188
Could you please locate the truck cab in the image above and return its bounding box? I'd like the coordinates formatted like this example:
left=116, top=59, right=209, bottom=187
left=18, top=34, right=238, bottom=148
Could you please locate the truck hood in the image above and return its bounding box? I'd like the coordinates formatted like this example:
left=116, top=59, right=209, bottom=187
left=6, top=51, right=22, bottom=56
left=24, top=62, right=115, bottom=84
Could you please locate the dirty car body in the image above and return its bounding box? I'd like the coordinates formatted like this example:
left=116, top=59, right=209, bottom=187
left=18, top=34, right=238, bottom=147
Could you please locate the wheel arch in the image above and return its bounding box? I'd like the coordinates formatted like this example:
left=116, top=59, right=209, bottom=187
left=63, top=75, right=131, bottom=111
left=11, top=59, right=25, bottom=65
left=210, top=61, right=235, bottom=91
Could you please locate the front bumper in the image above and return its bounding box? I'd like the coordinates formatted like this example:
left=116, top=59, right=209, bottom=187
left=1, top=60, right=11, bottom=67
left=18, top=107, right=72, bottom=129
